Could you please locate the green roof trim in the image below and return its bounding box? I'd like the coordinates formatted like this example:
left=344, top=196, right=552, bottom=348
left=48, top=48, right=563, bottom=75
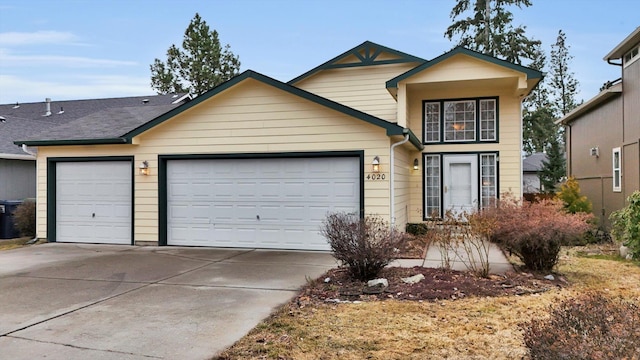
left=386, top=46, right=543, bottom=89
left=288, top=40, right=427, bottom=84
left=15, top=138, right=128, bottom=146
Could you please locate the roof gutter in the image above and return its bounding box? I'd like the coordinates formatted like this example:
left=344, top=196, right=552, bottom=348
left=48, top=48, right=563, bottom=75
left=389, top=128, right=410, bottom=230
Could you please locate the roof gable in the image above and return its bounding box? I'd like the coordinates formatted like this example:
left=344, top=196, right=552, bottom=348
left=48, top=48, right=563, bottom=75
left=288, top=41, right=426, bottom=84
left=386, top=46, right=543, bottom=89
left=17, top=70, right=424, bottom=150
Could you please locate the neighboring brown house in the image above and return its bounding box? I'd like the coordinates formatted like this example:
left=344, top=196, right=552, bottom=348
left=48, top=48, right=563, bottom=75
left=558, top=27, right=640, bottom=228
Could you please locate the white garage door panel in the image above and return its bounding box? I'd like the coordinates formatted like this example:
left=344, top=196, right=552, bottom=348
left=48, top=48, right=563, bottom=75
left=56, top=161, right=131, bottom=244
left=167, top=157, right=360, bottom=250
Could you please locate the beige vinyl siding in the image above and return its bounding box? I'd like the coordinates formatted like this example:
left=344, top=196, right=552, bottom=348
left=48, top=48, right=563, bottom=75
left=294, top=63, right=418, bottom=122
left=391, top=145, right=417, bottom=229
left=406, top=55, right=524, bottom=84
left=34, top=78, right=395, bottom=243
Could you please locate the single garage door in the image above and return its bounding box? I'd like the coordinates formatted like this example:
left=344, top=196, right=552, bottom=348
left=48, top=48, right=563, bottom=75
left=167, top=157, right=360, bottom=250
left=56, top=161, right=132, bottom=244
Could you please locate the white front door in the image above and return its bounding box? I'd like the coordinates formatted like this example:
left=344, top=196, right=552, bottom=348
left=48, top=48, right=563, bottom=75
left=443, top=155, right=478, bottom=215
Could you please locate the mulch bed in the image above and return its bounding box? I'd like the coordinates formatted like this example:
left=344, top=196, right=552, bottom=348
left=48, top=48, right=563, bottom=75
left=297, top=266, right=568, bottom=303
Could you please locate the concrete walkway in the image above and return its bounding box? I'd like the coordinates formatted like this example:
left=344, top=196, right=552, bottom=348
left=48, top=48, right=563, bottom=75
left=394, top=241, right=513, bottom=274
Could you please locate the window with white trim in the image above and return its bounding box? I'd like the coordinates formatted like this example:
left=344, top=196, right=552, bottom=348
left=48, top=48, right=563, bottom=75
left=613, top=147, right=622, bottom=192
left=624, top=44, right=639, bottom=67
left=480, top=154, right=498, bottom=208
left=424, top=154, right=441, bottom=218
left=423, top=98, right=497, bottom=144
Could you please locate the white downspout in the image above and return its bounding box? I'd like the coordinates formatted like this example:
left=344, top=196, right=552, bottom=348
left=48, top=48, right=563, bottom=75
left=22, top=144, right=37, bottom=157
left=390, top=129, right=410, bottom=230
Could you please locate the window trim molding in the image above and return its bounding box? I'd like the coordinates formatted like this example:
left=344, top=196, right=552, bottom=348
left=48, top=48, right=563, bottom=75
left=422, top=96, right=499, bottom=145
left=624, top=44, right=640, bottom=68
left=613, top=147, right=622, bottom=192
left=422, top=151, right=500, bottom=220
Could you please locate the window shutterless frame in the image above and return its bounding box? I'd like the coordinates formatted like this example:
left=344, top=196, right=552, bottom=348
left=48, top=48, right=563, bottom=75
left=422, top=97, right=498, bottom=144
left=613, top=147, right=622, bottom=192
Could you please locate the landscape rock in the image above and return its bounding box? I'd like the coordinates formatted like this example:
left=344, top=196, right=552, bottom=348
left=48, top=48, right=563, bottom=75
left=367, top=278, right=388, bottom=288
left=401, top=274, right=425, bottom=284
left=620, top=245, right=630, bottom=259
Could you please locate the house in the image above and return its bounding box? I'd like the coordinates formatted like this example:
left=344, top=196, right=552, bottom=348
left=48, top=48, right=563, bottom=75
left=523, top=152, right=547, bottom=195
left=15, top=41, right=541, bottom=249
left=557, top=27, right=640, bottom=228
left=0, top=95, right=188, bottom=201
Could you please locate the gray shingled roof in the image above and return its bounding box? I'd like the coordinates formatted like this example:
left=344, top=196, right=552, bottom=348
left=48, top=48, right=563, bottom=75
left=523, top=152, right=548, bottom=172
left=0, top=94, right=186, bottom=156
left=20, top=104, right=178, bottom=142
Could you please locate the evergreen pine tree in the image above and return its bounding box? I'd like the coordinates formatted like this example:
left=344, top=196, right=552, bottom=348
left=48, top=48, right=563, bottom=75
left=445, top=0, right=540, bottom=64
left=539, top=136, right=566, bottom=193
left=150, top=13, right=240, bottom=96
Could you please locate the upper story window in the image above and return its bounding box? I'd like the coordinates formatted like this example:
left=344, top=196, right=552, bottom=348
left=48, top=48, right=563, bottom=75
left=423, top=98, right=497, bottom=144
left=624, top=44, right=639, bottom=67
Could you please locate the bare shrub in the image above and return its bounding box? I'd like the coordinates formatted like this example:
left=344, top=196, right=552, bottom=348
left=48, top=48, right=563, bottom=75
left=483, top=195, right=593, bottom=271
left=320, top=212, right=403, bottom=281
left=12, top=200, right=36, bottom=238
left=426, top=210, right=495, bottom=277
left=522, top=292, right=640, bottom=359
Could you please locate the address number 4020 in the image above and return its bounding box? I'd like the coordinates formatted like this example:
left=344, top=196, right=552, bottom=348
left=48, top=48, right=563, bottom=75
left=366, top=173, right=386, bottom=180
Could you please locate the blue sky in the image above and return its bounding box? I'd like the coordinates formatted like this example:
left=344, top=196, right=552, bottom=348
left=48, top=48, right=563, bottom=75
left=0, top=0, right=637, bottom=104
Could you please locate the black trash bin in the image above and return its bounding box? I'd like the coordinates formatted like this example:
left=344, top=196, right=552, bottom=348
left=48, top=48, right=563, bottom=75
left=0, top=200, right=23, bottom=239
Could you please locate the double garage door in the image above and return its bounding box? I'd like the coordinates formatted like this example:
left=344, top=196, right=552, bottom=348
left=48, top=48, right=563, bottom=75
left=166, top=157, right=361, bottom=250
left=54, top=157, right=360, bottom=250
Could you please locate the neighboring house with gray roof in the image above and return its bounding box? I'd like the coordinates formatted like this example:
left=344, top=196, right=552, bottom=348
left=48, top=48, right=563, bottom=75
left=523, top=152, right=547, bottom=194
left=0, top=94, right=187, bottom=200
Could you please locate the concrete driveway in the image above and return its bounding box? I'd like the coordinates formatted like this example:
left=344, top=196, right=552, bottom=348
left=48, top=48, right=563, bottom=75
left=0, top=243, right=336, bottom=359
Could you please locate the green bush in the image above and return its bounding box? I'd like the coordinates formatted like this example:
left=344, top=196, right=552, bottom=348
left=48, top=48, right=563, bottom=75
left=556, top=176, right=592, bottom=214
left=522, top=291, right=640, bottom=359
left=482, top=195, right=593, bottom=271
left=320, top=212, right=402, bottom=281
left=405, top=223, right=428, bottom=236
left=610, top=191, right=640, bottom=257
left=12, top=200, right=36, bottom=238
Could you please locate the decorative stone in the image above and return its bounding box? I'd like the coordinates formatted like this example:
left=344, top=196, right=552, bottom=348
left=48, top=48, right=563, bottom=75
left=544, top=275, right=555, bottom=281
left=367, top=278, right=388, bottom=288
left=621, top=245, right=630, bottom=259
left=401, top=274, right=425, bottom=284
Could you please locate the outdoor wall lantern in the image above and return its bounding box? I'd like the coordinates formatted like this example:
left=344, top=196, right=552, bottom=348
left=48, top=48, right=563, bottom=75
left=413, top=158, right=419, bottom=170
left=372, top=156, right=380, bottom=173
left=139, top=161, right=150, bottom=176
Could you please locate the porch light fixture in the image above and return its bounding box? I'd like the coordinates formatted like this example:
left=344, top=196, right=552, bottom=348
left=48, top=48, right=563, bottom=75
left=372, top=156, right=380, bottom=173
left=139, top=161, right=149, bottom=176
left=452, top=123, right=465, bottom=131
left=413, top=158, right=419, bottom=170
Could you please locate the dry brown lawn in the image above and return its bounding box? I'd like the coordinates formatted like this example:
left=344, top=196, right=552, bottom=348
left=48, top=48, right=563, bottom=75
left=0, top=237, right=33, bottom=251
left=216, top=246, right=640, bottom=360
